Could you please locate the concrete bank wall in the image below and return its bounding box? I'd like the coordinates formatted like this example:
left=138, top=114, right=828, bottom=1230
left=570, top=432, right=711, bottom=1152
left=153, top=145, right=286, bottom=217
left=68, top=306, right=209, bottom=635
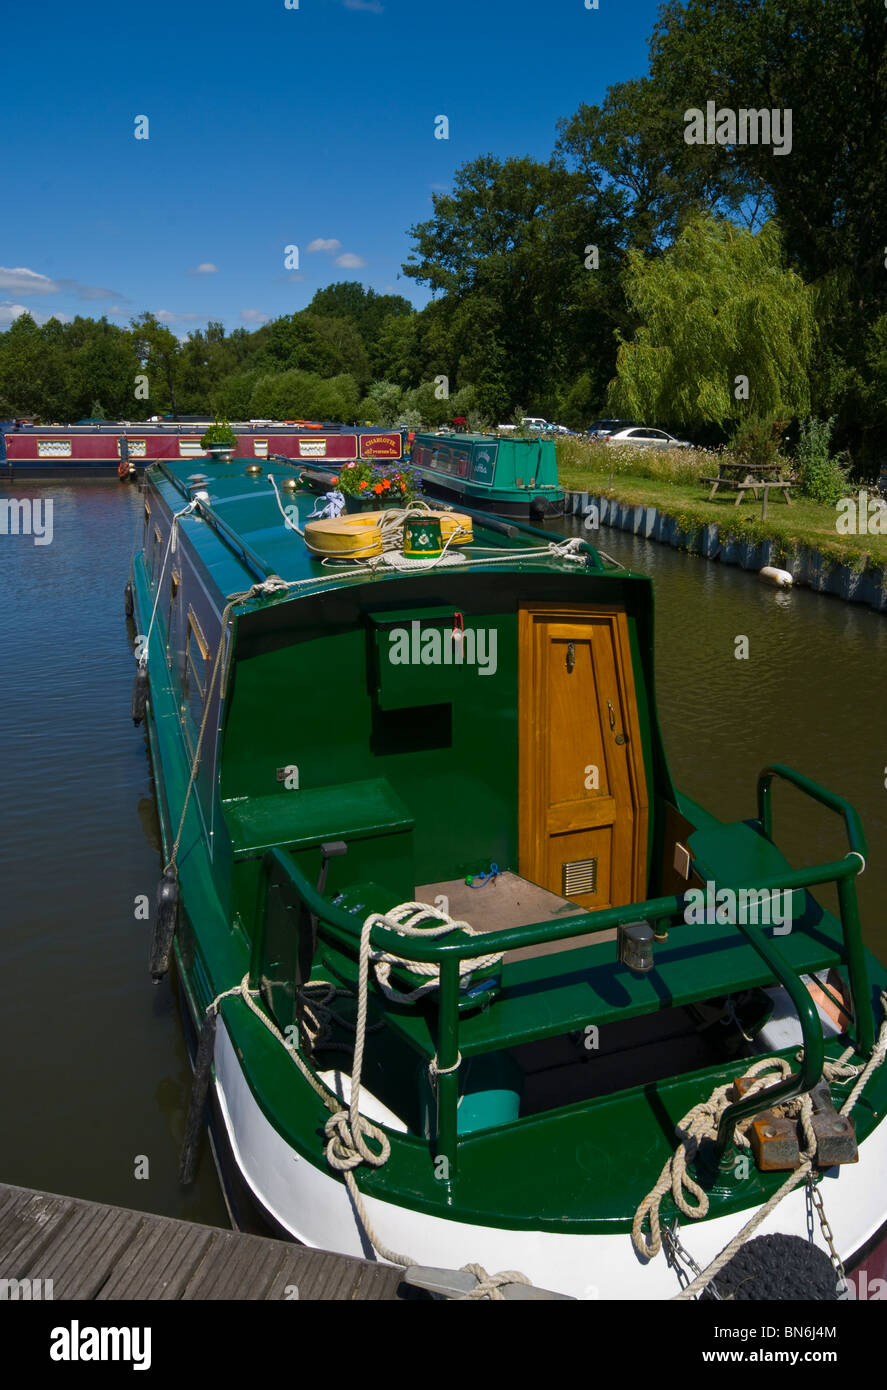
left=563, top=492, right=887, bottom=613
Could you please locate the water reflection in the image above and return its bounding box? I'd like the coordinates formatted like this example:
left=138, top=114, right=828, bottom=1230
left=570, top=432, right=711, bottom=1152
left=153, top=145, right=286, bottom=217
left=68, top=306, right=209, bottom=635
left=0, top=482, right=229, bottom=1227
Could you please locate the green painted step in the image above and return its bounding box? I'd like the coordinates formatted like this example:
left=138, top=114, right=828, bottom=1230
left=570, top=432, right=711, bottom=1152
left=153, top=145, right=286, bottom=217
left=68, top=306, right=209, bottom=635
left=225, top=779, right=414, bottom=859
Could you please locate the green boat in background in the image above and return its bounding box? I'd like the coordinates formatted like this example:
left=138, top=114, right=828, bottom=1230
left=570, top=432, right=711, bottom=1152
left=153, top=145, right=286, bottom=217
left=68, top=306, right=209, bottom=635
left=127, top=453, right=887, bottom=1300
left=408, top=431, right=565, bottom=521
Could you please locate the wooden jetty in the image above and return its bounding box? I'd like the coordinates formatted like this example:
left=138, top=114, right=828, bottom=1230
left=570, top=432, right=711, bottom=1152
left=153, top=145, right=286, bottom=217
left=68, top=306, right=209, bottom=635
left=0, top=1183, right=407, bottom=1300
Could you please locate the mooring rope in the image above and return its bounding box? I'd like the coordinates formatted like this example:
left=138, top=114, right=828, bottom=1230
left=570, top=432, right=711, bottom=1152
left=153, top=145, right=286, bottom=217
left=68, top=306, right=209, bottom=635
left=364, top=901, right=503, bottom=1004
left=137, top=500, right=198, bottom=669
left=632, top=990, right=887, bottom=1300
left=198, top=900, right=526, bottom=1294
left=268, top=474, right=305, bottom=535
left=162, top=576, right=292, bottom=875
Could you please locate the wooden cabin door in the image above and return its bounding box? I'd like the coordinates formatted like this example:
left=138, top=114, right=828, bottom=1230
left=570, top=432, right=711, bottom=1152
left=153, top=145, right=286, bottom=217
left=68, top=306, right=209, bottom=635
left=518, top=605, right=648, bottom=911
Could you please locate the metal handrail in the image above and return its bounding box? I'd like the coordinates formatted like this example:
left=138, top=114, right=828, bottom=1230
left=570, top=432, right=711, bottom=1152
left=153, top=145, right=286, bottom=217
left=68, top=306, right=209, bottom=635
left=258, top=842, right=866, bottom=1170
left=756, top=764, right=872, bottom=1055
left=152, top=459, right=275, bottom=582
left=265, top=847, right=863, bottom=967
left=757, top=763, right=868, bottom=860
left=714, top=918, right=824, bottom=1153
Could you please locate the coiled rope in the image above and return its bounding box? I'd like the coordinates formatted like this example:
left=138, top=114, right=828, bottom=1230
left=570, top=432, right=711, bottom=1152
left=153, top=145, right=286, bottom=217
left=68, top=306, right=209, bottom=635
left=199, top=898, right=522, bottom=1292
left=630, top=991, right=887, bottom=1300
left=364, top=901, right=503, bottom=1003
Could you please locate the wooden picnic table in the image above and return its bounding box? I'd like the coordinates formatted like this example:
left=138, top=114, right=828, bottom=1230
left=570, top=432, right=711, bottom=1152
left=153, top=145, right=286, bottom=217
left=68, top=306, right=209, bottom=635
left=701, top=461, right=795, bottom=518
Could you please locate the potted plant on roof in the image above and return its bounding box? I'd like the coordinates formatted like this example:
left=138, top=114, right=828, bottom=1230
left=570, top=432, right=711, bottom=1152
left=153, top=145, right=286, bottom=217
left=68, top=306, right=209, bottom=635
left=336, top=461, right=423, bottom=512
left=200, top=419, right=237, bottom=462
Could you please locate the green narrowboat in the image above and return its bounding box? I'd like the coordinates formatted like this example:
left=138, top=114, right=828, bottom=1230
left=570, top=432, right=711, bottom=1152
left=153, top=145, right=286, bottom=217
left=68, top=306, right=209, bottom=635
left=128, top=454, right=887, bottom=1300
left=408, top=432, right=565, bottom=521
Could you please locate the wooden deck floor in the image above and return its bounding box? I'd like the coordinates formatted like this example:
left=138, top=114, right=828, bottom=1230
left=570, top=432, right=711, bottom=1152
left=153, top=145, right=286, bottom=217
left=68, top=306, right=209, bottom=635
left=0, top=1183, right=408, bottom=1300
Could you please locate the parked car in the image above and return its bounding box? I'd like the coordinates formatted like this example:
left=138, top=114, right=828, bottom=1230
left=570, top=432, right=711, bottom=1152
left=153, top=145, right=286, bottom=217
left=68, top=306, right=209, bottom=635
left=605, top=426, right=692, bottom=449
left=586, top=418, right=641, bottom=438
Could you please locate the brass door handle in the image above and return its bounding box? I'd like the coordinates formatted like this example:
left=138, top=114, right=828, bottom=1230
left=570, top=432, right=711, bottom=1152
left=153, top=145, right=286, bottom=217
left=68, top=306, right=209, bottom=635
left=608, top=700, right=627, bottom=745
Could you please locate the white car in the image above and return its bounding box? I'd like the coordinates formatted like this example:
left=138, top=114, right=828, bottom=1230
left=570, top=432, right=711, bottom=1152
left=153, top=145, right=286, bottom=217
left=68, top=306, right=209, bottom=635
left=605, top=426, right=692, bottom=449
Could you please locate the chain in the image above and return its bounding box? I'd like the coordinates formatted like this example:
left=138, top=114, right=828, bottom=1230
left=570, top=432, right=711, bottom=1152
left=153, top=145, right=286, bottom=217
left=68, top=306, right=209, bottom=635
left=804, top=1175, right=816, bottom=1243
left=806, top=1172, right=846, bottom=1283
left=663, top=1221, right=723, bottom=1299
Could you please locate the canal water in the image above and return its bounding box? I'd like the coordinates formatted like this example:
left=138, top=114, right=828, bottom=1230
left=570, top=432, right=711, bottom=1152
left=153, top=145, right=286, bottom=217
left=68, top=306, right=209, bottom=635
left=0, top=483, right=884, bottom=1228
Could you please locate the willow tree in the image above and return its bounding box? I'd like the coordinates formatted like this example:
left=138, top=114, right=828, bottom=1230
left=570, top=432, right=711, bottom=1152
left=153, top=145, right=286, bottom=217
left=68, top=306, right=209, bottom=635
left=607, top=215, right=815, bottom=429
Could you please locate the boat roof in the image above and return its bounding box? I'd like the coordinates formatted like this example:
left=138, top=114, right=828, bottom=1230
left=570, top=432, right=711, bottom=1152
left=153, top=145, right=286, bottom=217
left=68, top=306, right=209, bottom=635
left=147, top=456, right=613, bottom=606
left=414, top=431, right=551, bottom=446
left=2, top=420, right=393, bottom=435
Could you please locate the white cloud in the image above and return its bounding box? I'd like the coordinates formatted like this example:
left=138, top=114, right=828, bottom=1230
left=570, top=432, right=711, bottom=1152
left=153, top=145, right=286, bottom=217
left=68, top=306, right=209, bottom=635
left=306, top=238, right=342, bottom=254
left=190, top=262, right=219, bottom=274
left=156, top=309, right=202, bottom=324
left=335, top=252, right=367, bottom=268
left=0, top=265, right=122, bottom=301
left=0, top=267, right=58, bottom=295
left=0, top=303, right=71, bottom=326
left=241, top=308, right=270, bottom=324
left=344, top=0, right=384, bottom=11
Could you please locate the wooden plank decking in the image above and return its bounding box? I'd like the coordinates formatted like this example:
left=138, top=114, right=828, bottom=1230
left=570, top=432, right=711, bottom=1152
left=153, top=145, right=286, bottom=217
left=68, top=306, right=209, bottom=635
left=0, top=1183, right=408, bottom=1300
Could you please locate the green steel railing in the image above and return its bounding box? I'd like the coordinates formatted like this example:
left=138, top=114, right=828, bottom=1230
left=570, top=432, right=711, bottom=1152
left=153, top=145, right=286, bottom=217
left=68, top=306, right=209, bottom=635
left=757, top=763, right=871, bottom=1056
left=252, top=765, right=872, bottom=1174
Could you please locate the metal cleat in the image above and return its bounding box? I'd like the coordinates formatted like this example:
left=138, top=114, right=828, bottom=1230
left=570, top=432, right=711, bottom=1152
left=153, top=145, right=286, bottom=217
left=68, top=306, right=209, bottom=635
left=747, top=1111, right=802, bottom=1170
left=809, top=1079, right=858, bottom=1166
left=403, top=1266, right=574, bottom=1300
left=731, top=1076, right=800, bottom=1171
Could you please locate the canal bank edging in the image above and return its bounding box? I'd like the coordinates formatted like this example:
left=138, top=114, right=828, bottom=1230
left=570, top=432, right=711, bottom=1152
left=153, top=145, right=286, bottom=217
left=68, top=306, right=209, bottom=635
left=564, top=492, right=887, bottom=613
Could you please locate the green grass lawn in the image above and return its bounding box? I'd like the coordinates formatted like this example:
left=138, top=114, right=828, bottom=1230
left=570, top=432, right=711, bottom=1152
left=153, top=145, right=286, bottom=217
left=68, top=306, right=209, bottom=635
left=556, top=440, right=887, bottom=572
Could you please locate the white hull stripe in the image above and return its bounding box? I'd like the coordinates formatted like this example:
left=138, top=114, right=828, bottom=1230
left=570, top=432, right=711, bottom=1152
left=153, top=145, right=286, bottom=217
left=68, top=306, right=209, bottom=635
left=213, top=1022, right=887, bottom=1299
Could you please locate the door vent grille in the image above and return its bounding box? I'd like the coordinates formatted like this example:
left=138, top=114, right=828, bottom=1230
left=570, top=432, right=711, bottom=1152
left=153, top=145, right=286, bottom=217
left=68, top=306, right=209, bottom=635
left=562, top=858, right=597, bottom=896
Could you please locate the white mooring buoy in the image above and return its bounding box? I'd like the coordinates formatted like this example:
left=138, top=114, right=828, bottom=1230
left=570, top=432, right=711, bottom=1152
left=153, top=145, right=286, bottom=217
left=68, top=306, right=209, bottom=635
left=759, top=566, right=793, bottom=588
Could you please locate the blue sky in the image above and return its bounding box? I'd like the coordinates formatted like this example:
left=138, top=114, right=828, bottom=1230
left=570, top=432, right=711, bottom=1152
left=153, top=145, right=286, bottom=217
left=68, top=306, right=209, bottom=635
left=1, top=0, right=662, bottom=335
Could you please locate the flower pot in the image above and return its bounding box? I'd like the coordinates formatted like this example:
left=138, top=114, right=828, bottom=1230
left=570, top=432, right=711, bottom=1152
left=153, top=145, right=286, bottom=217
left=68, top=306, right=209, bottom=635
left=344, top=493, right=381, bottom=512
left=205, top=445, right=235, bottom=462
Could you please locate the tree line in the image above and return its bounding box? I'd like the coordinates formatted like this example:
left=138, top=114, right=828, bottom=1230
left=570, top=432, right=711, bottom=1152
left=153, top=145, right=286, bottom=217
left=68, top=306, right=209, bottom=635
left=1, top=0, right=885, bottom=473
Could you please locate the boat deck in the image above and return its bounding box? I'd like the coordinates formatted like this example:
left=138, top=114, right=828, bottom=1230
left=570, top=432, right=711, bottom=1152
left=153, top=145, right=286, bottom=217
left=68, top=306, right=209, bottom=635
left=145, top=457, right=606, bottom=602
left=0, top=1183, right=408, bottom=1301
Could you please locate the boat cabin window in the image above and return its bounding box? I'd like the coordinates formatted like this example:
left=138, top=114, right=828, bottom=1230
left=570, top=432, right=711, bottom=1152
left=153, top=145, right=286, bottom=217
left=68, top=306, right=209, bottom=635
left=182, top=612, right=209, bottom=754
left=119, top=438, right=147, bottom=458
left=36, top=438, right=72, bottom=457
left=166, top=573, right=180, bottom=656
left=151, top=527, right=163, bottom=581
